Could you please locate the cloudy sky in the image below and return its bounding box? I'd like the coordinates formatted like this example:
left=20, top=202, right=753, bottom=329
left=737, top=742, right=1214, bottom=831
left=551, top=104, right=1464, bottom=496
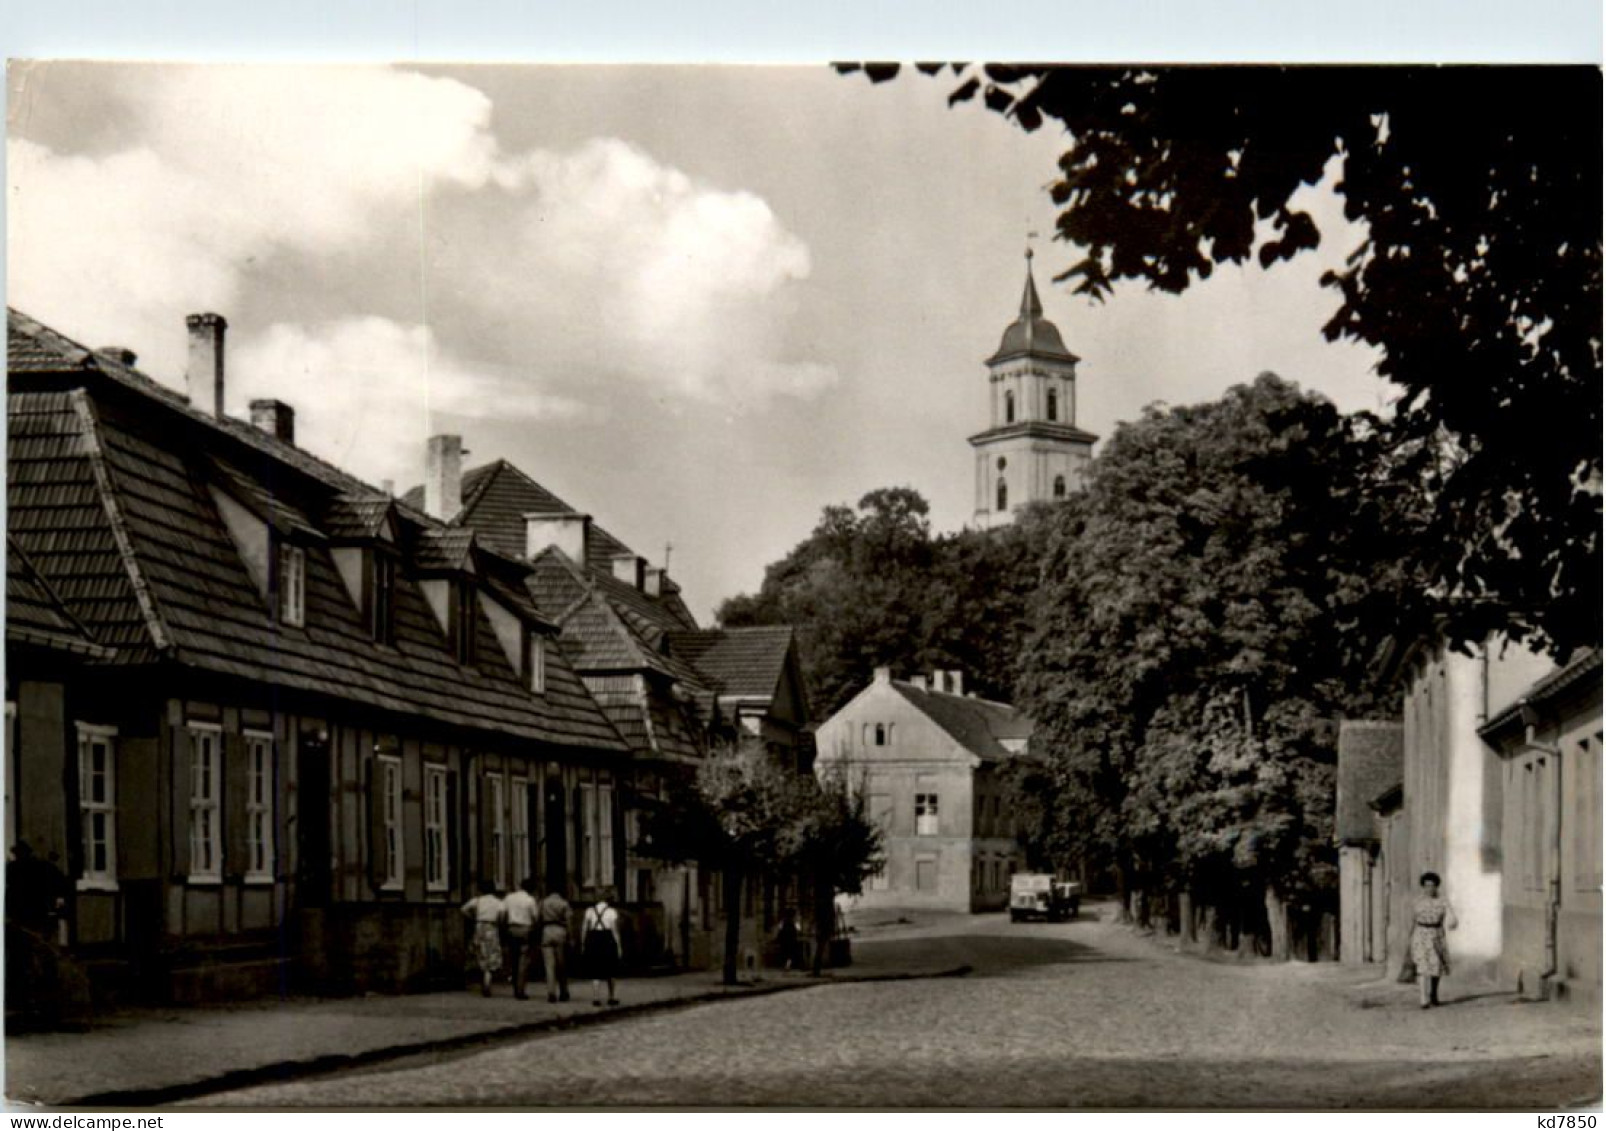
left=8, top=62, right=1390, bottom=618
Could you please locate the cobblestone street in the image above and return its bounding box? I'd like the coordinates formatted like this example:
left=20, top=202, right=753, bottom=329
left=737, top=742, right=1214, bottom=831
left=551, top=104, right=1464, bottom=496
left=198, top=904, right=1601, bottom=1109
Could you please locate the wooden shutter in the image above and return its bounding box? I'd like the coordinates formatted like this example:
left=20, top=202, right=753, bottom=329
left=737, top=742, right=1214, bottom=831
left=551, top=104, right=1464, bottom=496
left=365, top=756, right=385, bottom=892
left=446, top=769, right=461, bottom=895
left=224, top=732, right=250, bottom=880
left=611, top=787, right=626, bottom=895
left=171, top=726, right=191, bottom=879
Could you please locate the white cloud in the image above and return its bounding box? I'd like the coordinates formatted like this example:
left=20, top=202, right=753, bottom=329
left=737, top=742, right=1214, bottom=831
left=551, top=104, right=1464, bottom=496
left=7, top=66, right=833, bottom=428
left=230, top=317, right=591, bottom=486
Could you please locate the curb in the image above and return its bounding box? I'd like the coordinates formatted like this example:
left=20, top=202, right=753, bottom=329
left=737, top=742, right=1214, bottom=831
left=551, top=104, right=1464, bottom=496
left=58, top=964, right=973, bottom=1108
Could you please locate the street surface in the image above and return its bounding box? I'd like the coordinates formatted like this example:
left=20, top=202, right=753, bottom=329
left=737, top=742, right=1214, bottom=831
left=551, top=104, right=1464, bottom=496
left=201, top=904, right=1601, bottom=1109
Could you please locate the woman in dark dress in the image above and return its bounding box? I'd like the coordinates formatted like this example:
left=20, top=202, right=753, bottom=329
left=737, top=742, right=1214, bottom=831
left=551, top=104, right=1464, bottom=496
left=583, top=888, right=623, bottom=1007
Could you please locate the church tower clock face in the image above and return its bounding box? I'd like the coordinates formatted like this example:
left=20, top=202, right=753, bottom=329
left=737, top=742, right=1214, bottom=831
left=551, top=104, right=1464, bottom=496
left=967, top=249, right=1099, bottom=529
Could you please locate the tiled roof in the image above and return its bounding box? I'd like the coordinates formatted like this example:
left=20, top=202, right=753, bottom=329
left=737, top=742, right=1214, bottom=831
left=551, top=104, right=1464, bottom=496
left=409, top=527, right=476, bottom=574
left=6, top=537, right=110, bottom=658
left=1335, top=720, right=1403, bottom=843
left=323, top=494, right=395, bottom=542
left=8, top=310, right=625, bottom=754
left=886, top=680, right=1032, bottom=763
left=666, top=627, right=796, bottom=701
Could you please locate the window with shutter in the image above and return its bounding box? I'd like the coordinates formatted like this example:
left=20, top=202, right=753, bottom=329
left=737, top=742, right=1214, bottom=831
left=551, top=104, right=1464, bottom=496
left=579, top=781, right=597, bottom=887
left=510, top=776, right=530, bottom=888
left=243, top=732, right=275, bottom=881
left=425, top=764, right=449, bottom=892
left=379, top=755, right=404, bottom=890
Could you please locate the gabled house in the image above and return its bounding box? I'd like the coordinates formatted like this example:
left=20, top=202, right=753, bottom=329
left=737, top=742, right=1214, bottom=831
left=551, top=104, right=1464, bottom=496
left=403, top=451, right=813, bottom=970
left=1334, top=720, right=1403, bottom=965
left=7, top=307, right=629, bottom=1001
left=814, top=667, right=1030, bottom=912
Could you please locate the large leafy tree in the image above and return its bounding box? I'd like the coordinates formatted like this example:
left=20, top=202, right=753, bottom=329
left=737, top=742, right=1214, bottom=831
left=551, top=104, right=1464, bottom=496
left=718, top=486, right=1057, bottom=717
left=843, top=64, right=1601, bottom=658
left=1015, top=374, right=1417, bottom=945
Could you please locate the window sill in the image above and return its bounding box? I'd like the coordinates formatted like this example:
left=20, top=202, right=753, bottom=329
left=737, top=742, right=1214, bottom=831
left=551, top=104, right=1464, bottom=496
left=187, top=875, right=222, bottom=886
left=380, top=882, right=405, bottom=894
left=426, top=883, right=450, bottom=895
left=76, top=878, right=118, bottom=893
left=243, top=874, right=276, bottom=886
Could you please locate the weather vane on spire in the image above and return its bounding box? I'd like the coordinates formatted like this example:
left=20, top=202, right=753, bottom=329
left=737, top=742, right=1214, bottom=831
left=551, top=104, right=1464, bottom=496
left=1026, top=229, right=1040, bottom=261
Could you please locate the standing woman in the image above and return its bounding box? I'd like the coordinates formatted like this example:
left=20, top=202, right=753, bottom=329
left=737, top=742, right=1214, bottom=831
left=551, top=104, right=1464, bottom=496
left=461, top=878, right=506, bottom=998
left=584, top=888, right=623, bottom=1007
left=1411, top=871, right=1458, bottom=1008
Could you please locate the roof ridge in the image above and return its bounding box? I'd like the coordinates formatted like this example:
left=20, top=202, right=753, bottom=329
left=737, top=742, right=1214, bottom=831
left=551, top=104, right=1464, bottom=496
left=69, top=389, right=174, bottom=655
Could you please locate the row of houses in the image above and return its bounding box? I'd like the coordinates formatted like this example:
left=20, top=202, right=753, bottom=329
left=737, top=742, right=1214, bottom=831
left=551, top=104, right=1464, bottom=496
left=1338, top=639, right=1601, bottom=1003
left=4, top=306, right=811, bottom=1003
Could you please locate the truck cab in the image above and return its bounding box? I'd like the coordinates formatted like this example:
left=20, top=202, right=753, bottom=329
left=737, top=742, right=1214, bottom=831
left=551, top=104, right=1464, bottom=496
left=1009, top=873, right=1082, bottom=922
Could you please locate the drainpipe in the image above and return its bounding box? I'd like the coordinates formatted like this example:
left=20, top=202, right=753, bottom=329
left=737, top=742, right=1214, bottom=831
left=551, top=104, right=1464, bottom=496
left=1523, top=708, right=1564, bottom=997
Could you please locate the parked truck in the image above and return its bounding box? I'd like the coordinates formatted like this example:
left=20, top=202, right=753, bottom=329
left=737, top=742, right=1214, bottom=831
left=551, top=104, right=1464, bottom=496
left=1008, top=873, right=1082, bottom=922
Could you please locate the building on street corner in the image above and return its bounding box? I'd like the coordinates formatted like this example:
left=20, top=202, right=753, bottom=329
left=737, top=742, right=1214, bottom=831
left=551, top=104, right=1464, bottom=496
left=814, top=667, right=1028, bottom=911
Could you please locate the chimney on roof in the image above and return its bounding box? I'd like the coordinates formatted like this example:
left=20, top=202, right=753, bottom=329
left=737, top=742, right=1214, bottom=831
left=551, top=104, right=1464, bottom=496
left=525, top=512, right=591, bottom=564
left=644, top=566, right=665, bottom=598
left=185, top=313, right=227, bottom=417
left=425, top=434, right=464, bottom=521
left=249, top=398, right=296, bottom=445
left=97, top=347, right=137, bottom=366
left=873, top=666, right=891, bottom=686
left=611, top=553, right=644, bottom=589
left=909, top=673, right=928, bottom=691
left=944, top=670, right=965, bottom=696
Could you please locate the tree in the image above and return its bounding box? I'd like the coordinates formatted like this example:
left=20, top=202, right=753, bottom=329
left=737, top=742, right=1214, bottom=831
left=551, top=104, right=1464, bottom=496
left=641, top=739, right=796, bottom=985
left=783, top=764, right=884, bottom=974
left=843, top=64, right=1601, bottom=659
left=1014, top=374, right=1414, bottom=948
left=718, top=487, right=1059, bottom=718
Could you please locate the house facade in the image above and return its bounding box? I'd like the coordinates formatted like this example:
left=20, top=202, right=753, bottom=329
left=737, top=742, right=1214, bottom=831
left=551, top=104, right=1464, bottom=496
left=1334, top=720, right=1403, bottom=965
left=402, top=452, right=814, bottom=973
left=7, top=308, right=630, bottom=1002
left=1356, top=632, right=1601, bottom=1001
left=814, top=668, right=1028, bottom=912
left=1479, top=650, right=1602, bottom=1002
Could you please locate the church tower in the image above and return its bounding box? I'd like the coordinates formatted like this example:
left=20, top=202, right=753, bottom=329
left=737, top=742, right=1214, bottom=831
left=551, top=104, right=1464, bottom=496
left=969, top=250, right=1097, bottom=527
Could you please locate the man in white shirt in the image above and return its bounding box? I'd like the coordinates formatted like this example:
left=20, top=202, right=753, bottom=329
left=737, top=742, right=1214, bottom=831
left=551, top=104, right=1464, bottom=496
left=503, top=876, right=540, bottom=1001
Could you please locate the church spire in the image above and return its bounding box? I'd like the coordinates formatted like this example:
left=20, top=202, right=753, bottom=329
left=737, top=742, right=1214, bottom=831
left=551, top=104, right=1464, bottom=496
left=1020, top=246, right=1044, bottom=323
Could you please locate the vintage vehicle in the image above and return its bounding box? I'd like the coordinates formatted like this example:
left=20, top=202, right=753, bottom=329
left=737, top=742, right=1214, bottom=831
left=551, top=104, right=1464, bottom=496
left=1009, top=873, right=1082, bottom=922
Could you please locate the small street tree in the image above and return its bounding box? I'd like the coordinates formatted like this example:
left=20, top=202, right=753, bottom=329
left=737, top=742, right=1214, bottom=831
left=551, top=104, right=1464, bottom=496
left=784, top=764, right=884, bottom=975
left=642, top=739, right=795, bottom=986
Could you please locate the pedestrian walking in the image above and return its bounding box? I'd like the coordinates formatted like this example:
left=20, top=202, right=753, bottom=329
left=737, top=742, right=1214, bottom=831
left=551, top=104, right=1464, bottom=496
left=774, top=906, right=802, bottom=972
left=539, top=886, right=572, bottom=1003
left=583, top=888, right=623, bottom=1007
left=503, top=876, right=540, bottom=1001
left=461, top=878, right=506, bottom=998
left=1410, top=871, right=1458, bottom=1008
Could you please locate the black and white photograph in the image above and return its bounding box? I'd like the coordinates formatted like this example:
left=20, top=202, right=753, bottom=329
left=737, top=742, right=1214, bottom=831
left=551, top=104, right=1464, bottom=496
left=2, top=2, right=1601, bottom=1114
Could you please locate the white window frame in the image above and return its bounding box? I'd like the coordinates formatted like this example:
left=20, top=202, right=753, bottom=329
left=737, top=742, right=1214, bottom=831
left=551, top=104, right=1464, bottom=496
left=598, top=782, right=614, bottom=891
left=378, top=754, right=404, bottom=891
left=580, top=781, right=598, bottom=887
left=425, top=764, right=449, bottom=892
left=916, top=792, right=940, bottom=837
left=243, top=730, right=275, bottom=883
left=277, top=542, right=305, bottom=627
left=187, top=723, right=223, bottom=883
left=487, top=772, right=507, bottom=892
left=510, top=776, right=530, bottom=888
left=77, top=723, right=119, bottom=891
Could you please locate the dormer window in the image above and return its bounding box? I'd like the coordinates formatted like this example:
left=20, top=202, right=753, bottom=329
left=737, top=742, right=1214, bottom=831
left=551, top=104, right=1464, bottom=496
left=276, top=543, right=305, bottom=627
left=527, top=633, right=546, bottom=693
left=370, top=551, right=396, bottom=645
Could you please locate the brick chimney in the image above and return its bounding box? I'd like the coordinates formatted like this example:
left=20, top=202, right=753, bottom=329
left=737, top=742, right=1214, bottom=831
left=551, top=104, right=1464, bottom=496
left=525, top=512, right=591, bottom=564
left=644, top=566, right=665, bottom=598
left=945, top=670, right=965, bottom=696
left=872, top=666, right=891, bottom=686
left=909, top=673, right=928, bottom=691
left=611, top=553, right=644, bottom=589
left=185, top=313, right=227, bottom=417
left=249, top=399, right=296, bottom=444
left=424, top=435, right=463, bottom=521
